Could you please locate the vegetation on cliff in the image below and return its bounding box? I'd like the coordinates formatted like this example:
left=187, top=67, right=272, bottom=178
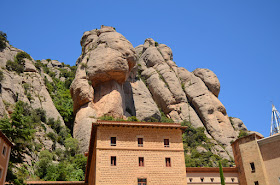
left=182, top=121, right=233, bottom=167
left=36, top=59, right=77, bottom=132
left=0, top=100, right=86, bottom=183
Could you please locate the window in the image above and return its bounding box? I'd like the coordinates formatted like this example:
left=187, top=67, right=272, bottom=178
left=200, top=177, right=204, bottom=182
left=2, top=146, right=6, bottom=156
left=164, top=139, right=169, bottom=147
left=211, top=178, right=214, bottom=182
left=165, top=158, right=171, bottom=167
left=138, top=138, right=143, bottom=147
left=111, top=137, right=116, bottom=146
left=139, top=157, right=144, bottom=167
left=231, top=178, right=235, bottom=182
left=138, top=178, right=147, bottom=185
left=111, top=156, right=116, bottom=166
left=254, top=181, right=259, bottom=185
left=250, top=162, right=255, bottom=173
left=189, top=178, right=193, bottom=182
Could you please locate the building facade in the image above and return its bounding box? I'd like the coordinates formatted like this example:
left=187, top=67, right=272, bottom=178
left=0, top=130, right=12, bottom=185
left=186, top=167, right=239, bottom=185
left=85, top=120, right=188, bottom=185
left=231, top=133, right=280, bottom=185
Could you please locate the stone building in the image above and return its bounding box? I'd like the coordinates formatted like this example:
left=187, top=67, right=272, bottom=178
left=231, top=133, right=280, bottom=185
left=0, top=130, right=12, bottom=185
left=186, top=167, right=239, bottom=185
left=84, top=120, right=188, bottom=185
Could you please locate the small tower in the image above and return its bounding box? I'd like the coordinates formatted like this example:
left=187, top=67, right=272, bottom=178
left=270, top=104, right=280, bottom=136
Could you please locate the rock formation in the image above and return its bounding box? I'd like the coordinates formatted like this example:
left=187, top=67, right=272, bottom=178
left=0, top=26, right=251, bottom=163
left=70, top=26, right=137, bottom=152
left=70, top=26, right=243, bottom=159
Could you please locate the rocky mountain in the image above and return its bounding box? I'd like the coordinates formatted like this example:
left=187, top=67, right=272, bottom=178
left=0, top=26, right=254, bottom=177
left=71, top=25, right=250, bottom=161
left=0, top=32, right=85, bottom=181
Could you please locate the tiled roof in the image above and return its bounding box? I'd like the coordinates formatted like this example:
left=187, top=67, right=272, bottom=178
left=95, top=120, right=188, bottom=130
left=0, top=130, right=13, bottom=147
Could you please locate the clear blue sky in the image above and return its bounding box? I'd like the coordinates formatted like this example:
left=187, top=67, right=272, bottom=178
left=1, top=0, right=280, bottom=137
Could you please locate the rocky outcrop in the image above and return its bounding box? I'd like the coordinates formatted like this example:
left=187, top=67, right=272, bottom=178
left=134, top=38, right=237, bottom=157
left=193, top=68, right=220, bottom=97
left=130, top=79, right=161, bottom=121
left=56, top=27, right=247, bottom=160
left=0, top=44, right=22, bottom=68
left=230, top=117, right=247, bottom=131
left=71, top=26, right=137, bottom=153
left=70, top=78, right=93, bottom=114
left=24, top=58, right=37, bottom=72
left=70, top=31, right=241, bottom=159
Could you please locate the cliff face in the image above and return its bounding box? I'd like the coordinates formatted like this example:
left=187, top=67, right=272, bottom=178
left=0, top=45, right=65, bottom=124
left=71, top=26, right=248, bottom=160
left=0, top=42, right=75, bottom=167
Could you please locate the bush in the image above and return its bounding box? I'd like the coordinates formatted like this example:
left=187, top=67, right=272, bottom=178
left=146, top=117, right=160, bottom=122
left=160, top=109, right=173, bottom=123
left=15, top=52, right=31, bottom=64
left=36, top=150, right=53, bottom=179
left=47, top=132, right=57, bottom=142
left=32, top=108, right=46, bottom=123
left=0, top=31, right=8, bottom=50
left=35, top=60, right=44, bottom=71
left=6, top=60, right=24, bottom=74
left=65, top=137, right=79, bottom=156
left=26, top=92, right=33, bottom=102
left=238, top=130, right=249, bottom=138
left=155, top=41, right=159, bottom=47
left=23, top=83, right=30, bottom=94
left=80, top=63, right=87, bottom=69
left=0, top=70, right=4, bottom=82
left=127, top=116, right=139, bottom=122
left=5, top=51, right=30, bottom=74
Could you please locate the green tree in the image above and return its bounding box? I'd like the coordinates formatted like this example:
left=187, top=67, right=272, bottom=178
left=65, top=137, right=79, bottom=157
left=0, top=101, right=38, bottom=184
left=36, top=150, right=53, bottom=179
left=219, top=160, right=225, bottom=185
left=0, top=101, right=35, bottom=163
left=72, top=154, right=87, bottom=173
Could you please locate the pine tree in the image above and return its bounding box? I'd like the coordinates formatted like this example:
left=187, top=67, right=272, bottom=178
left=219, top=160, right=225, bottom=185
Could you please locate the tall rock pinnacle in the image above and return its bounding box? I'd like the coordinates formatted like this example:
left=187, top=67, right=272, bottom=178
left=70, top=26, right=136, bottom=152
